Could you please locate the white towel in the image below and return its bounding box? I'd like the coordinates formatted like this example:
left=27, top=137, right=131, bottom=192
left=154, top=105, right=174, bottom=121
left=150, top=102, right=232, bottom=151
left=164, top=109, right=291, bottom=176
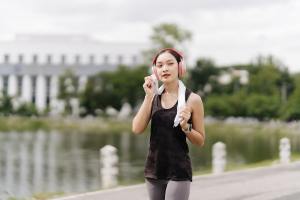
left=151, top=75, right=186, bottom=127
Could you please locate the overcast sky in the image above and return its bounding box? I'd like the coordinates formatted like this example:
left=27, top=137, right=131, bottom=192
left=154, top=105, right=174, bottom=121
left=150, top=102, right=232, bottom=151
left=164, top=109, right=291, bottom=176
left=0, top=0, right=300, bottom=72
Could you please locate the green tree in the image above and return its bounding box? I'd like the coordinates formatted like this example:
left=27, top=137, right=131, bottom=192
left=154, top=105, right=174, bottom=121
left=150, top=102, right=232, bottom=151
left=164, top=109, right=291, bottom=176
left=204, top=95, right=231, bottom=118
left=246, top=55, right=292, bottom=97
left=245, top=94, right=280, bottom=120
left=143, top=23, right=192, bottom=63
left=202, top=55, right=292, bottom=120
left=248, top=65, right=281, bottom=95
left=187, top=58, right=219, bottom=95
left=80, top=65, right=148, bottom=116
left=205, top=91, right=248, bottom=118
left=151, top=23, right=192, bottom=49
left=15, top=102, right=38, bottom=116
left=281, top=73, right=300, bottom=120
left=58, top=69, right=79, bottom=114
left=0, top=94, right=13, bottom=116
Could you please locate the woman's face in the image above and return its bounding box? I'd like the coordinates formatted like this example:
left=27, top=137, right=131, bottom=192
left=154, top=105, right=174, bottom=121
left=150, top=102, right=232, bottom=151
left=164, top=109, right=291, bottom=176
left=155, top=52, right=179, bottom=83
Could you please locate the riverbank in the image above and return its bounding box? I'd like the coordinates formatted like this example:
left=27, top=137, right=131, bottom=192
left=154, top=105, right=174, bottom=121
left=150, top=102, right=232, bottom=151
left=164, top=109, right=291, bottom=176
left=0, top=116, right=299, bottom=135
left=0, top=116, right=133, bottom=133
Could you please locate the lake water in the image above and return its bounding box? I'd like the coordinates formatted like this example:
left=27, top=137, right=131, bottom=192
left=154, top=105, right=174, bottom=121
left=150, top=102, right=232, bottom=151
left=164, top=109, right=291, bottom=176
left=0, top=126, right=297, bottom=199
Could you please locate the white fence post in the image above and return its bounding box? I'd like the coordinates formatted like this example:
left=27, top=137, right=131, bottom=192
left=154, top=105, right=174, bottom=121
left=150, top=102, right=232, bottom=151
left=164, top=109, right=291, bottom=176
left=100, top=145, right=119, bottom=188
left=212, top=142, right=226, bottom=174
left=279, top=137, right=291, bottom=164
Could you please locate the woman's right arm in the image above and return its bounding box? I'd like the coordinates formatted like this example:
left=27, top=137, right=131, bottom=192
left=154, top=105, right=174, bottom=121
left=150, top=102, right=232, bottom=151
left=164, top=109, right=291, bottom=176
left=132, top=76, right=155, bottom=134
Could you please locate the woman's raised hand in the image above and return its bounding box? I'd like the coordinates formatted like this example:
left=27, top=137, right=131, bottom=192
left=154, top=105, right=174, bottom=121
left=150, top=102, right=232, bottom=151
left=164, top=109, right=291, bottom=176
left=143, top=76, right=155, bottom=97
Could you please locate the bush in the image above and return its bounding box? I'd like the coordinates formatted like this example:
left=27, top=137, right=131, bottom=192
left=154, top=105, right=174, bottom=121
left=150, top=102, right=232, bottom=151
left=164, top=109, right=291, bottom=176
left=280, top=85, right=300, bottom=121
left=205, top=95, right=232, bottom=118
left=15, top=103, right=39, bottom=117
left=245, top=94, right=280, bottom=120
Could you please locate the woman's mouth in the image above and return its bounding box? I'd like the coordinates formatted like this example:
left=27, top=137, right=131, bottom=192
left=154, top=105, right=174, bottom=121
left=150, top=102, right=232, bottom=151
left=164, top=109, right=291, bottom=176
left=162, top=74, right=170, bottom=78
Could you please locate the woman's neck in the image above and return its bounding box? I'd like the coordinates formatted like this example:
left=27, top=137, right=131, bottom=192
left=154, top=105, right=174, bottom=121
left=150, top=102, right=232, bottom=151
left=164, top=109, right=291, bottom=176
left=163, top=80, right=179, bottom=95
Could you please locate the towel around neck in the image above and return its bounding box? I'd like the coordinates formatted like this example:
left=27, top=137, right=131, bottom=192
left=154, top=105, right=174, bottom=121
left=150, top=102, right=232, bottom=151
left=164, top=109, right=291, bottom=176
left=151, top=75, right=186, bottom=127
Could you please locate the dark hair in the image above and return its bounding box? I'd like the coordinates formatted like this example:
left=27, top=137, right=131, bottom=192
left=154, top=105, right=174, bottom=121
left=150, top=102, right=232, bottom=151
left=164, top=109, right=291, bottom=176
left=152, top=48, right=182, bottom=66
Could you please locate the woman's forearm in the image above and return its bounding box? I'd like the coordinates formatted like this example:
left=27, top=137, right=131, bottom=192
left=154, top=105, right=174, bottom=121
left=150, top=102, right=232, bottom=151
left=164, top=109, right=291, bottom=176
left=185, top=129, right=205, bottom=146
left=132, top=94, right=154, bottom=134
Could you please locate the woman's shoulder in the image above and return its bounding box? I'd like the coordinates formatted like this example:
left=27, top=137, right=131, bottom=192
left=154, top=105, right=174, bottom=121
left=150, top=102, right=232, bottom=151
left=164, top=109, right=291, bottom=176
left=187, top=91, right=203, bottom=106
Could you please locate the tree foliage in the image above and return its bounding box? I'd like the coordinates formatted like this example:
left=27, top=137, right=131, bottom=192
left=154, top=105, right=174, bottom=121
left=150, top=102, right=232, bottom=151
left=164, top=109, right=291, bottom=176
left=80, top=65, right=148, bottom=116
left=58, top=69, right=79, bottom=114
left=143, top=23, right=192, bottom=63
left=151, top=23, right=192, bottom=49
left=188, top=58, right=219, bottom=94
left=280, top=73, right=300, bottom=121
left=201, top=55, right=295, bottom=120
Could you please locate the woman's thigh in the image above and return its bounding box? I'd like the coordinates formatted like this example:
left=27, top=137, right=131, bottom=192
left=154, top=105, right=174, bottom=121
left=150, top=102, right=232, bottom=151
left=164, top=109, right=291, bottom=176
left=145, top=178, right=168, bottom=200
left=165, top=180, right=191, bottom=200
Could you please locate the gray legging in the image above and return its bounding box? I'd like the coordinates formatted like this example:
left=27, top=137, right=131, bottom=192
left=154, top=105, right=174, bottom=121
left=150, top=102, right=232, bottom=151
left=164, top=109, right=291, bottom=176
left=145, top=178, right=191, bottom=200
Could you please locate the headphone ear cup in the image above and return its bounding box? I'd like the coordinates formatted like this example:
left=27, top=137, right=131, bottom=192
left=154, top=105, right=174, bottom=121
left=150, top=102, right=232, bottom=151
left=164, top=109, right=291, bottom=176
left=178, top=62, right=182, bottom=77
left=178, top=59, right=186, bottom=78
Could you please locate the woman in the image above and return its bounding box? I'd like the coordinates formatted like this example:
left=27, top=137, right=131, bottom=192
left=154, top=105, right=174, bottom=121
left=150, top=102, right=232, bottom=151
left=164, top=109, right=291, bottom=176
left=132, top=48, right=205, bottom=200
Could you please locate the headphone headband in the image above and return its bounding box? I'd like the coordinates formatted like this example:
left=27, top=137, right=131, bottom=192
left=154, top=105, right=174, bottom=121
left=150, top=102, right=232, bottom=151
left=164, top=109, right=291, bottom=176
left=152, top=48, right=184, bottom=65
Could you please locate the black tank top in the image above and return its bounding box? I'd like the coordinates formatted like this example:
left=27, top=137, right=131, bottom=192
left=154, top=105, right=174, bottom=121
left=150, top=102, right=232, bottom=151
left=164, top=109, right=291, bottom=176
left=144, top=88, right=193, bottom=181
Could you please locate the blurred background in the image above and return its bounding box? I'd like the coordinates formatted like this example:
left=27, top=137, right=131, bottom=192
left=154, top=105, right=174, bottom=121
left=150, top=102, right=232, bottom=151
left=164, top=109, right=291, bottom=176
left=0, top=0, right=300, bottom=199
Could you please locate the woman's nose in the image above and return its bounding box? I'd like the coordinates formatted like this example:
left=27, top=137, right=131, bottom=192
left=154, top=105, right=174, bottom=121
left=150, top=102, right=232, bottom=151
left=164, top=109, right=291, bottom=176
left=162, top=64, right=168, bottom=71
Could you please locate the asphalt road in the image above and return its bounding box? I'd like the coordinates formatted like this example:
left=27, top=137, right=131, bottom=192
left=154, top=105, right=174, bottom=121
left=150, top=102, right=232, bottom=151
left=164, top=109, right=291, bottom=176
left=53, top=161, right=300, bottom=200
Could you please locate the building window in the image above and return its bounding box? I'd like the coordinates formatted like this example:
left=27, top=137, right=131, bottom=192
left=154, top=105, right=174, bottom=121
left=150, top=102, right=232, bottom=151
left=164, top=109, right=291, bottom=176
left=33, top=54, right=38, bottom=64
left=103, top=55, right=109, bottom=64
left=46, top=76, right=51, bottom=108
left=47, top=54, right=52, bottom=64
left=3, top=76, right=8, bottom=96
left=132, top=55, right=137, bottom=65
left=75, top=55, right=80, bottom=64
left=18, top=54, right=23, bottom=63
left=89, top=55, right=95, bottom=64
left=4, top=54, right=9, bottom=63
left=118, top=55, right=123, bottom=65
left=31, top=76, right=37, bottom=104
left=17, top=76, right=23, bottom=97
left=61, top=55, right=66, bottom=65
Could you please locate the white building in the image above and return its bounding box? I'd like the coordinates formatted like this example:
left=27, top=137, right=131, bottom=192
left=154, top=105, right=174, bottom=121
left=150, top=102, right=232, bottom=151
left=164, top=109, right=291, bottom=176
left=0, top=35, right=146, bottom=112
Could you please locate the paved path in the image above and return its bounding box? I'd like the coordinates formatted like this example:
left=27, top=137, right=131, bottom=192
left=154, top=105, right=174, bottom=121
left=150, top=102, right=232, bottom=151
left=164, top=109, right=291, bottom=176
left=52, top=161, right=300, bottom=200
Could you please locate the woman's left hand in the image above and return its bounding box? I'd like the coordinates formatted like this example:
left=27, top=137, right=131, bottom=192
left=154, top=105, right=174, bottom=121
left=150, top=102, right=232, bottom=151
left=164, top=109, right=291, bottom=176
left=179, top=106, right=192, bottom=130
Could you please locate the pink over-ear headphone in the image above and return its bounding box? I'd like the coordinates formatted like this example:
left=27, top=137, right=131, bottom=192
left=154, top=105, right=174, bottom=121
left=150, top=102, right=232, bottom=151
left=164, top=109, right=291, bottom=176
left=151, top=48, right=186, bottom=79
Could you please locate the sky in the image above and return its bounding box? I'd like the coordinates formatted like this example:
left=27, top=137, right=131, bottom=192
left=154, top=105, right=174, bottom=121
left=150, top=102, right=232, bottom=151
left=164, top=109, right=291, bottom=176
left=0, top=0, right=300, bottom=72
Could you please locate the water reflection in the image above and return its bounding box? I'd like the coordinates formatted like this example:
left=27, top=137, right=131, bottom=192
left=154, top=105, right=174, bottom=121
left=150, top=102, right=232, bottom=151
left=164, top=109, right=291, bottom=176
left=0, top=128, right=297, bottom=198
left=0, top=131, right=101, bottom=198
